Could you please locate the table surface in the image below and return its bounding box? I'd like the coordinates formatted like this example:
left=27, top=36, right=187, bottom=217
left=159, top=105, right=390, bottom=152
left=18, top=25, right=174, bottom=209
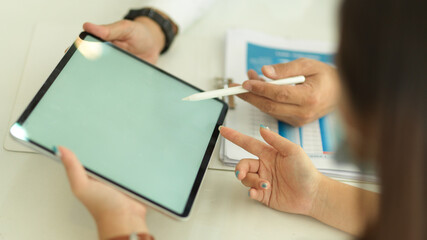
left=0, top=0, right=375, bottom=239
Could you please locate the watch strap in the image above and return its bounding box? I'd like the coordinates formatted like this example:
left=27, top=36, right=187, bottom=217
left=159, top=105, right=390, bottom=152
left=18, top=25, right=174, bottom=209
left=124, top=8, right=176, bottom=54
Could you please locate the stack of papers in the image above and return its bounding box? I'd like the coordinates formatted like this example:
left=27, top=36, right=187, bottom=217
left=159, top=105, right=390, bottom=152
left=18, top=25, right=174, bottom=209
left=220, top=29, right=376, bottom=182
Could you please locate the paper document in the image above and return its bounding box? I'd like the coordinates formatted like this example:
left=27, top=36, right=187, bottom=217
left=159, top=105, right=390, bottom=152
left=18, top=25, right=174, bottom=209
left=221, top=29, right=376, bottom=182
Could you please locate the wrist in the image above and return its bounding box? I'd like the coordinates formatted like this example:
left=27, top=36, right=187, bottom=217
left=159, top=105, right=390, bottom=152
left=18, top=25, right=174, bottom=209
left=95, top=212, right=149, bottom=240
left=126, top=8, right=178, bottom=54
left=308, top=174, right=334, bottom=219
left=134, top=16, right=165, bottom=54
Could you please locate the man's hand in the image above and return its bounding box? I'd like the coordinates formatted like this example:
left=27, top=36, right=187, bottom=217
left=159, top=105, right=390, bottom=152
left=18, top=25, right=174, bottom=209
left=237, top=58, right=341, bottom=127
left=83, top=17, right=166, bottom=64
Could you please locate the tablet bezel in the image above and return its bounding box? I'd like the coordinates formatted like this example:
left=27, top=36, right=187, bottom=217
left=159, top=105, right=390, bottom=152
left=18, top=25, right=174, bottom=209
left=10, top=32, right=228, bottom=220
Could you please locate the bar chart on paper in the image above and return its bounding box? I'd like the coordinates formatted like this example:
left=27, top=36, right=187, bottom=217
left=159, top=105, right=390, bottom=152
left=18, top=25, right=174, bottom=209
left=279, top=116, right=335, bottom=157
left=246, top=41, right=336, bottom=159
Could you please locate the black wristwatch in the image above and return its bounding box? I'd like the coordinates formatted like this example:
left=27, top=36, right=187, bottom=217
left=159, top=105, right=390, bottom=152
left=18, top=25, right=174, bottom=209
left=124, top=8, right=177, bottom=54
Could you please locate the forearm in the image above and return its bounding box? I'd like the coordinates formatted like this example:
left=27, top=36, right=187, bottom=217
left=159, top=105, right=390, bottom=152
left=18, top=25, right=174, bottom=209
left=95, top=213, right=149, bottom=240
left=310, top=176, right=379, bottom=236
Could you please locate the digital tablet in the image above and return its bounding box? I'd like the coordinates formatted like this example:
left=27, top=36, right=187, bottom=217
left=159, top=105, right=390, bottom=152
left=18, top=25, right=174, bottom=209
left=10, top=32, right=228, bottom=220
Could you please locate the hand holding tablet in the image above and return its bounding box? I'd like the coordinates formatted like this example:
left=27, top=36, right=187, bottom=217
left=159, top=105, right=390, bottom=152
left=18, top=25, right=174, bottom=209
left=58, top=146, right=150, bottom=239
left=10, top=32, right=227, bottom=219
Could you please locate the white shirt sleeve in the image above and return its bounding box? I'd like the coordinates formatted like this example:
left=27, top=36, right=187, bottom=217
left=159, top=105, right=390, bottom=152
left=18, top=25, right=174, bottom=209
left=143, top=0, right=216, bottom=32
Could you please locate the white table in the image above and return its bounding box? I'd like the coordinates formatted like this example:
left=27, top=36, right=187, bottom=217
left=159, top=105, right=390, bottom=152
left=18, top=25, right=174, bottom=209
left=0, top=0, right=373, bottom=239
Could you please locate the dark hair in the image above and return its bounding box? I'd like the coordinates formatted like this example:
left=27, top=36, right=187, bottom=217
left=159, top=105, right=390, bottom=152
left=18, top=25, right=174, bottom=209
left=337, top=0, right=426, bottom=239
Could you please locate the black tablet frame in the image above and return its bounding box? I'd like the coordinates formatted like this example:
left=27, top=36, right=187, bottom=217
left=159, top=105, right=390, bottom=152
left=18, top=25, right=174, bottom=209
left=14, top=32, right=228, bottom=219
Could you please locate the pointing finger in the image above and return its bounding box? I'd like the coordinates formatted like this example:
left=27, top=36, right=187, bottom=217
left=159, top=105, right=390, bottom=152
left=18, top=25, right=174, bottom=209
left=261, top=58, right=317, bottom=80
left=220, top=126, right=272, bottom=158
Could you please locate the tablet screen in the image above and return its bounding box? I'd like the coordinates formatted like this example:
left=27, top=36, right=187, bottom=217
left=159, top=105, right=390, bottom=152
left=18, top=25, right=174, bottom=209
left=12, top=33, right=227, bottom=217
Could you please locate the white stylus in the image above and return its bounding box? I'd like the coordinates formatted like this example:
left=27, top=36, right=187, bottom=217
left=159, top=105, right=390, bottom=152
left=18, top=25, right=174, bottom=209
left=182, top=75, right=305, bottom=101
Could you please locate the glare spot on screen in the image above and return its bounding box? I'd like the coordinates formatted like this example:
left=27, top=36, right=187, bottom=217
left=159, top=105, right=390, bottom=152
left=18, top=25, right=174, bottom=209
left=10, top=123, right=28, bottom=141
left=75, top=37, right=103, bottom=60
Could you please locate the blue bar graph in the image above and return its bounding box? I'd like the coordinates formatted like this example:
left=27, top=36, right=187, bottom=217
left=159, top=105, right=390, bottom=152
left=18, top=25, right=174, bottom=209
left=247, top=42, right=336, bottom=154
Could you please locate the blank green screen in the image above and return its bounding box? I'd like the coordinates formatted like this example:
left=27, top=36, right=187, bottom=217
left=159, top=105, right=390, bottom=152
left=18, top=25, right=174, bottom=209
left=21, top=35, right=224, bottom=214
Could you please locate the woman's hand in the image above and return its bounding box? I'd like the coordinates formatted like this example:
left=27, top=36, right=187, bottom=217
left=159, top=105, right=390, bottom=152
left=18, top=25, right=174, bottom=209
left=236, top=58, right=341, bottom=127
left=58, top=146, right=149, bottom=239
left=220, top=126, right=324, bottom=216
left=83, top=17, right=166, bottom=64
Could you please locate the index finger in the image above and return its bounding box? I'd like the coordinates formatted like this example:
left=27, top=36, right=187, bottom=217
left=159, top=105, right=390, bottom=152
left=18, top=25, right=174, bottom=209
left=220, top=126, right=271, bottom=158
left=261, top=58, right=319, bottom=80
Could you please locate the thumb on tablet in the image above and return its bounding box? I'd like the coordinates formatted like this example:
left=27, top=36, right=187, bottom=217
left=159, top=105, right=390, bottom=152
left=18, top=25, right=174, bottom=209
left=58, top=146, right=88, bottom=195
left=83, top=22, right=127, bottom=41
